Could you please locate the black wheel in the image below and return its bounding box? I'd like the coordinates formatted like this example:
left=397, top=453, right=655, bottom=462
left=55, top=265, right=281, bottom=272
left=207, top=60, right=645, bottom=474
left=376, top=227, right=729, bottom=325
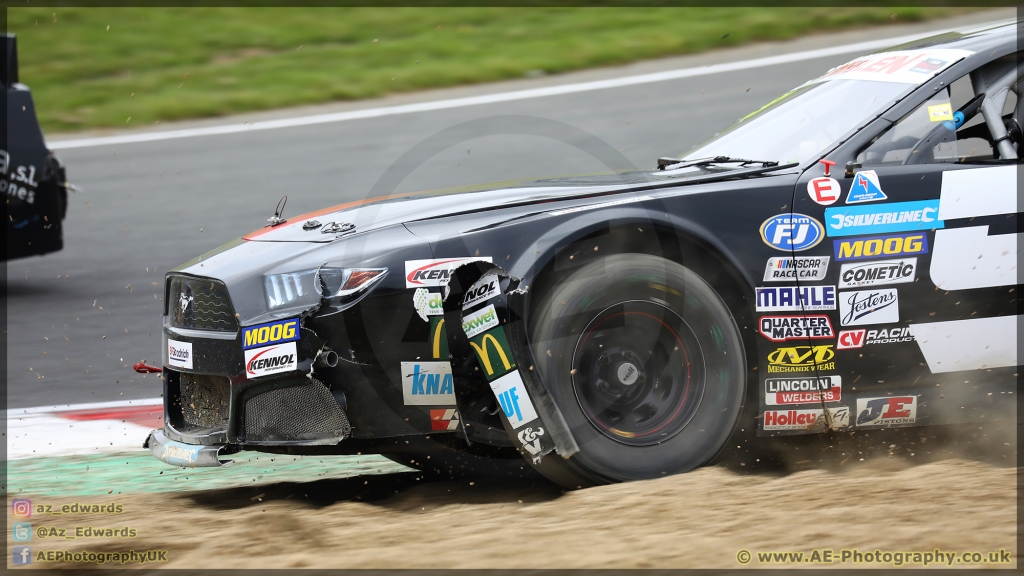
left=528, top=254, right=746, bottom=487
left=382, top=436, right=544, bottom=482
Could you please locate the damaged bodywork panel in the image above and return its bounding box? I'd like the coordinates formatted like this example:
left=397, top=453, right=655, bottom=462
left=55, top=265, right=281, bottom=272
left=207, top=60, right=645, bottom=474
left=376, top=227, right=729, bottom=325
left=144, top=23, right=1020, bottom=487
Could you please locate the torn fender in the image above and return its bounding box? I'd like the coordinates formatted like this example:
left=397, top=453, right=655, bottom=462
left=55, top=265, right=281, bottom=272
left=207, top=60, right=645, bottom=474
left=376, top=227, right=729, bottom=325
left=442, top=259, right=578, bottom=464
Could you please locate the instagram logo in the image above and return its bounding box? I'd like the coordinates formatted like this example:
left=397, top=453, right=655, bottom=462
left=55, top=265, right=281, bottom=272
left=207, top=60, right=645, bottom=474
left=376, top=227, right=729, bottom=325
left=11, top=498, right=32, bottom=518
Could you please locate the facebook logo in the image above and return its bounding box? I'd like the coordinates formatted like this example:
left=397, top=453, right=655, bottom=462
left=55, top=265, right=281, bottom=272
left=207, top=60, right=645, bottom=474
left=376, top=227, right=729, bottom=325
left=487, top=371, right=538, bottom=429
left=12, top=522, right=31, bottom=542
left=13, top=546, right=32, bottom=565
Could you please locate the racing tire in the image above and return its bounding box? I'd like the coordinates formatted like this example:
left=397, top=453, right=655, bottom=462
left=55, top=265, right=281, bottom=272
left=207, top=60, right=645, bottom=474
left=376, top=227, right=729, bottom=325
left=528, top=254, right=746, bottom=488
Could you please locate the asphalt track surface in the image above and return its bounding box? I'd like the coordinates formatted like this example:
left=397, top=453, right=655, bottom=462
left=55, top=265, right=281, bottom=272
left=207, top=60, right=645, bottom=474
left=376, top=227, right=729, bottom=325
left=6, top=11, right=1012, bottom=409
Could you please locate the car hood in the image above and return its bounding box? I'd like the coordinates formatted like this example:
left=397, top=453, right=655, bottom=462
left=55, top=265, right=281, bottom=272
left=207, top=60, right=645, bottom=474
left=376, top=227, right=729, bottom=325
left=242, top=171, right=659, bottom=243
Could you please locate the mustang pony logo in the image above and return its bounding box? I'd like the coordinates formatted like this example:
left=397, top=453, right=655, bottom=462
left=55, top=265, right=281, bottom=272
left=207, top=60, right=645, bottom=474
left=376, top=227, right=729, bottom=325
left=179, top=293, right=193, bottom=314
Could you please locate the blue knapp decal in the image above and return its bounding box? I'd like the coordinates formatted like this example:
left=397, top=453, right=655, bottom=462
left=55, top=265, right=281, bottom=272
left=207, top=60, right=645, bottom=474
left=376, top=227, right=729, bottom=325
left=824, top=200, right=943, bottom=237
left=759, top=213, right=825, bottom=252
left=242, top=318, right=300, bottom=350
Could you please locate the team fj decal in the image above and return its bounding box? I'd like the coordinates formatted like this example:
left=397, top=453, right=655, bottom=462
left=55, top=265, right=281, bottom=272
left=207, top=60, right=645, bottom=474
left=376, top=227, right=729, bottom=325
left=834, top=232, right=928, bottom=261
left=856, top=396, right=917, bottom=426
left=839, top=288, right=899, bottom=326
left=845, top=170, right=887, bottom=204
left=838, top=258, right=916, bottom=288
left=765, top=376, right=841, bottom=405
left=244, top=342, right=297, bottom=378
left=401, top=361, right=455, bottom=405
left=763, top=406, right=850, bottom=431
left=755, top=286, right=835, bottom=312
left=763, top=256, right=829, bottom=282
left=429, top=408, right=460, bottom=431
left=462, top=304, right=500, bottom=339
left=404, top=257, right=493, bottom=288
left=413, top=288, right=444, bottom=321
left=807, top=177, right=841, bottom=206
left=759, top=214, right=824, bottom=252
left=488, top=370, right=538, bottom=429
left=167, top=339, right=193, bottom=370
left=462, top=273, right=500, bottom=309
left=242, top=318, right=300, bottom=350
left=766, top=345, right=835, bottom=373
left=758, top=315, right=834, bottom=342
left=824, top=200, right=943, bottom=237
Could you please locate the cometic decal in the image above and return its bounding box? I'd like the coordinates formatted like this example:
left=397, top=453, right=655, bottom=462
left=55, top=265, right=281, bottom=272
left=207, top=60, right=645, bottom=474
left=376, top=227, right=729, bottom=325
left=242, top=318, right=300, bottom=350
left=838, top=258, right=916, bottom=288
left=759, top=214, right=824, bottom=252
left=824, top=200, right=943, bottom=237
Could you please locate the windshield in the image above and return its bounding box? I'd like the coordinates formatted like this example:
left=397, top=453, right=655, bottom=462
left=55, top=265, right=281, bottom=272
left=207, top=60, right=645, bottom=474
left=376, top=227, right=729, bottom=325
left=681, top=79, right=913, bottom=166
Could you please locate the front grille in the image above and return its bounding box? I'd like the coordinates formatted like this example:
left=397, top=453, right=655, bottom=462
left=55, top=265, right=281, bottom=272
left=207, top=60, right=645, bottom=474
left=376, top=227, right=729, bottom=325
left=167, top=275, right=238, bottom=332
left=244, top=377, right=350, bottom=444
left=179, top=373, right=231, bottom=429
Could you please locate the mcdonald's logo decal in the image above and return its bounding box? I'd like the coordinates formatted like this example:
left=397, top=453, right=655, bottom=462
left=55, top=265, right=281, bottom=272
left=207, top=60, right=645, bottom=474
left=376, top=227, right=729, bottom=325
left=429, top=317, right=449, bottom=360
left=469, top=326, right=516, bottom=381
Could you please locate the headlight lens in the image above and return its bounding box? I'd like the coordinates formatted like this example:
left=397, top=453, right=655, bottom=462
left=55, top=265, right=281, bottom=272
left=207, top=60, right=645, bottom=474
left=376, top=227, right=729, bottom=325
left=265, top=267, right=388, bottom=312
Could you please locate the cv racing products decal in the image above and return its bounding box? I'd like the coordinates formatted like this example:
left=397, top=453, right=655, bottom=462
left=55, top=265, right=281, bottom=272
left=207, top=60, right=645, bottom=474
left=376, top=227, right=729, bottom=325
left=765, top=376, right=841, bottom=405
left=763, top=406, right=850, bottom=431
left=755, top=286, right=835, bottom=312
left=244, top=342, right=297, bottom=378
left=856, top=396, right=917, bottom=426
left=429, top=408, right=460, bottom=431
left=404, top=257, right=493, bottom=288
left=763, top=256, right=829, bottom=282
left=845, top=170, right=887, bottom=204
left=766, top=345, right=835, bottom=373
left=758, top=315, right=834, bottom=342
left=167, top=339, right=193, bottom=370
left=242, top=318, right=300, bottom=350
left=839, top=327, right=915, bottom=349
left=759, top=213, right=824, bottom=251
left=488, top=370, right=538, bottom=429
left=413, top=288, right=444, bottom=322
left=839, top=258, right=916, bottom=288
left=401, top=361, right=455, bottom=406
left=834, top=233, right=928, bottom=261
left=824, top=200, right=943, bottom=237
left=807, top=177, right=841, bottom=206
left=839, top=288, right=899, bottom=326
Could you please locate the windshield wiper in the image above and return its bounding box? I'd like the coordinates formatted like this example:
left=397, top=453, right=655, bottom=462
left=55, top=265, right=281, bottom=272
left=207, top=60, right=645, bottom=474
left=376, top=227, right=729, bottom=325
left=656, top=155, right=780, bottom=171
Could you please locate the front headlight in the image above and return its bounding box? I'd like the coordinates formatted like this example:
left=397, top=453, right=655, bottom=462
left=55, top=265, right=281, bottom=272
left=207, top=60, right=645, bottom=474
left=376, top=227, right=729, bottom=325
left=265, top=267, right=388, bottom=313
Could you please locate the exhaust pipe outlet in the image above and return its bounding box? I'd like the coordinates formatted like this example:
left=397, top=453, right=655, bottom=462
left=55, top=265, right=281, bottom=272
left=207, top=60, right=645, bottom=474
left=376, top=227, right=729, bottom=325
left=318, top=350, right=339, bottom=368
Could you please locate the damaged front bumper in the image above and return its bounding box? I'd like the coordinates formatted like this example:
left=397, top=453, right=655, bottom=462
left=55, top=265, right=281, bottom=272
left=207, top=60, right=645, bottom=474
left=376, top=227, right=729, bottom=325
left=144, top=429, right=238, bottom=468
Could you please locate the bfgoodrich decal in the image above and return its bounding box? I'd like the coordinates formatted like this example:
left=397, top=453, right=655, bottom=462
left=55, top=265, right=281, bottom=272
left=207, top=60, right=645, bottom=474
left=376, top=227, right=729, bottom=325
left=755, top=286, right=835, bottom=312
left=758, top=315, right=834, bottom=342
left=404, top=258, right=493, bottom=288
left=834, top=233, right=928, bottom=261
left=825, top=200, right=943, bottom=237
left=839, top=258, right=916, bottom=288
left=759, top=214, right=824, bottom=252
left=765, top=375, right=841, bottom=405
left=856, top=396, right=917, bottom=426
left=839, top=288, right=899, bottom=326
left=244, top=342, right=297, bottom=378
left=763, top=256, right=829, bottom=282
left=763, top=406, right=849, bottom=430
left=167, top=339, right=193, bottom=370
left=401, top=361, right=455, bottom=406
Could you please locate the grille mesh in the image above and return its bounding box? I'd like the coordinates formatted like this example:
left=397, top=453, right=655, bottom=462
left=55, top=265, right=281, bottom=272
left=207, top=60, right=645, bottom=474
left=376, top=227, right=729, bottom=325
left=168, top=275, right=238, bottom=332
left=244, top=377, right=350, bottom=444
left=179, top=373, right=231, bottom=429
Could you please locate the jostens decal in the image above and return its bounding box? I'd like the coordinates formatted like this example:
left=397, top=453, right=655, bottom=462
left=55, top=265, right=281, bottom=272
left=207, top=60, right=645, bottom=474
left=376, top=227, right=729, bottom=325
left=839, top=288, right=899, bottom=326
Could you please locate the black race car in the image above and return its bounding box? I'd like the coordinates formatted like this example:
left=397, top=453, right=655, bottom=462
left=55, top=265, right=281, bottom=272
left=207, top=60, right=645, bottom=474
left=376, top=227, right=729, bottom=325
left=4, top=34, right=70, bottom=260
left=145, top=20, right=1021, bottom=488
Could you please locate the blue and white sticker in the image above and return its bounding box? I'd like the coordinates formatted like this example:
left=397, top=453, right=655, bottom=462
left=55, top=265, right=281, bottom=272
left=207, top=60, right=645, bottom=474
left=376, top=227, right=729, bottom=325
left=755, top=286, right=836, bottom=312
left=845, top=170, right=887, bottom=204
left=759, top=213, right=825, bottom=252
left=824, top=200, right=943, bottom=237
left=488, top=370, right=538, bottom=429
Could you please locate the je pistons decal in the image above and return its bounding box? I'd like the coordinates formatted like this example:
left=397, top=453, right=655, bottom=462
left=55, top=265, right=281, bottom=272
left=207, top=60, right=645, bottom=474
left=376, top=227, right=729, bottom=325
left=755, top=286, right=835, bottom=312
left=244, top=342, right=297, bottom=378
left=766, top=345, right=835, bottom=373
left=242, top=318, right=299, bottom=350
left=760, top=213, right=824, bottom=252
left=834, top=233, right=928, bottom=261
left=763, top=256, right=829, bottom=282
left=824, top=200, right=943, bottom=237
left=758, top=315, right=834, bottom=342
left=765, top=375, right=841, bottom=405
left=405, top=257, right=493, bottom=288
left=856, top=396, right=916, bottom=426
